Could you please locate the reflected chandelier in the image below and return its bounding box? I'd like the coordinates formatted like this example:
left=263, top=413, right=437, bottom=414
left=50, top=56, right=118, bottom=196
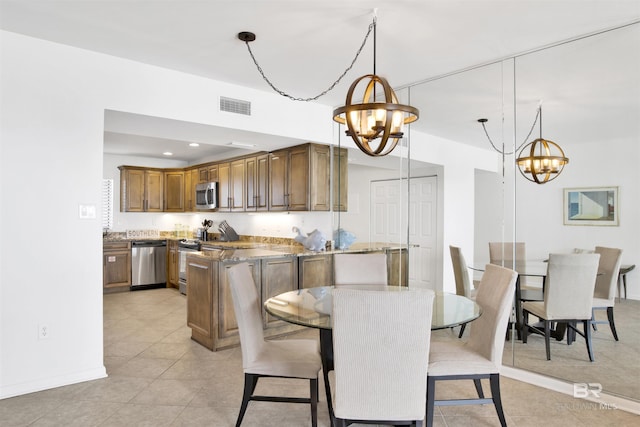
left=238, top=11, right=418, bottom=157
left=478, top=105, right=568, bottom=184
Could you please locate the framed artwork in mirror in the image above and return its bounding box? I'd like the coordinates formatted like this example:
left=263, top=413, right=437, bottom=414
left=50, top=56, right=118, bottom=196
left=563, top=186, right=619, bottom=226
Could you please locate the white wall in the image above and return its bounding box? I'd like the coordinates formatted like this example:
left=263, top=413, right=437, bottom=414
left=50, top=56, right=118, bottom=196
left=0, top=31, right=332, bottom=398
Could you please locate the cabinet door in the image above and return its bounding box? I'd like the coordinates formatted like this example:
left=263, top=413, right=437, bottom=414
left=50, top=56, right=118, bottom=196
left=299, top=254, right=333, bottom=288
left=145, top=170, right=164, bottom=212
left=262, top=257, right=298, bottom=328
left=288, top=145, right=310, bottom=211
left=245, top=155, right=268, bottom=211
left=310, top=144, right=330, bottom=211
left=167, top=240, right=179, bottom=287
left=164, top=171, right=185, bottom=212
left=121, top=168, right=145, bottom=212
left=230, top=159, right=245, bottom=211
left=208, top=165, right=218, bottom=182
left=187, top=257, right=217, bottom=344
left=218, top=261, right=260, bottom=343
left=217, top=162, right=231, bottom=211
left=184, top=168, right=197, bottom=211
left=268, top=150, right=288, bottom=211
left=103, top=249, right=131, bottom=289
left=333, top=147, right=348, bottom=212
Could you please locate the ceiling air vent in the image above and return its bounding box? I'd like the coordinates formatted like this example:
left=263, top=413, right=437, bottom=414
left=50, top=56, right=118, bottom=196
left=220, top=96, right=251, bottom=116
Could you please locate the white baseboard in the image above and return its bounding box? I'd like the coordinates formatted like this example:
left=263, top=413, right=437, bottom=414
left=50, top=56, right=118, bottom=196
left=501, top=366, right=640, bottom=415
left=0, top=366, right=107, bottom=400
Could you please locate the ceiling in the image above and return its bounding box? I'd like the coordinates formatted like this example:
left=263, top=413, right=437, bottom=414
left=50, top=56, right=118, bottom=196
left=2, top=1, right=639, bottom=162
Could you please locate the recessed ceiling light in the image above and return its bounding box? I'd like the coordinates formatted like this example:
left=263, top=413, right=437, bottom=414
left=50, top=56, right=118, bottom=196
left=189, top=143, right=200, bottom=147
left=163, top=152, right=173, bottom=156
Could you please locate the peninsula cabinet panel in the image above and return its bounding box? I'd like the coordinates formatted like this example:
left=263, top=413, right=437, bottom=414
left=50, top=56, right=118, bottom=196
left=164, top=170, right=185, bottom=212
left=245, top=154, right=268, bottom=211
left=217, top=260, right=260, bottom=347
left=262, top=256, right=298, bottom=329
left=186, top=256, right=218, bottom=350
left=299, top=254, right=333, bottom=288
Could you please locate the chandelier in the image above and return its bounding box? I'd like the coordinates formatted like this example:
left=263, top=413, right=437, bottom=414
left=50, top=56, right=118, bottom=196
left=479, top=105, right=568, bottom=184
left=332, top=16, right=419, bottom=156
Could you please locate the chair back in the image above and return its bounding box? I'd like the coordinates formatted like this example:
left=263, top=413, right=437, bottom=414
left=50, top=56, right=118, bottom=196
left=333, top=253, right=388, bottom=286
left=544, top=253, right=600, bottom=319
left=468, top=264, right=518, bottom=364
left=489, top=242, right=526, bottom=265
left=227, top=262, right=265, bottom=369
left=593, top=246, right=623, bottom=302
left=450, top=245, right=472, bottom=297
left=331, top=287, right=434, bottom=421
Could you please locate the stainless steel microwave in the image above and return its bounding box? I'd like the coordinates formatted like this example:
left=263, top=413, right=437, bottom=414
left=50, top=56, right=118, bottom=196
left=195, top=182, right=217, bottom=210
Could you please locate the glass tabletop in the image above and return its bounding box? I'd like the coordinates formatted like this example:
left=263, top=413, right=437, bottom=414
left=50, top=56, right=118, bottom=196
left=264, top=286, right=482, bottom=330
left=470, top=261, right=549, bottom=277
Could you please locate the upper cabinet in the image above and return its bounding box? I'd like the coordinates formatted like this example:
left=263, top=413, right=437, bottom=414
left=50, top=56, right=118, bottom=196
left=118, top=142, right=338, bottom=213
left=333, top=146, right=348, bottom=212
left=269, top=143, right=330, bottom=211
left=119, top=166, right=164, bottom=212
left=164, top=170, right=185, bottom=212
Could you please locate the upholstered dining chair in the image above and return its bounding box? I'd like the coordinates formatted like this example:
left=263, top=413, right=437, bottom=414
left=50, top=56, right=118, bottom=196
left=449, top=246, right=478, bottom=338
left=591, top=246, right=623, bottom=341
left=426, top=263, right=518, bottom=427
left=227, top=262, right=322, bottom=427
left=330, top=287, right=435, bottom=427
left=333, top=253, right=388, bottom=286
left=489, top=241, right=530, bottom=289
left=521, top=253, right=600, bottom=362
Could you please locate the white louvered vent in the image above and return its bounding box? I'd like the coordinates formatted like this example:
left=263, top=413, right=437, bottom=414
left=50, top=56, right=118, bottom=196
left=220, top=96, right=251, bottom=115
left=102, top=178, right=114, bottom=230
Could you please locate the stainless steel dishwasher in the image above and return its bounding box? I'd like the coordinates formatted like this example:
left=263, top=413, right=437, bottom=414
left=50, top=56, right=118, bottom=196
left=131, top=240, right=167, bottom=290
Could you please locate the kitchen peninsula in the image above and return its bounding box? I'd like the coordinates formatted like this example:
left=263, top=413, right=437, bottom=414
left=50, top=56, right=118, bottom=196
left=186, top=241, right=408, bottom=351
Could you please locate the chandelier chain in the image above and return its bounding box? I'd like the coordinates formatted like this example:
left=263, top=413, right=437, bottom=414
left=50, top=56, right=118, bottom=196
left=242, top=17, right=377, bottom=102
left=481, top=107, right=541, bottom=155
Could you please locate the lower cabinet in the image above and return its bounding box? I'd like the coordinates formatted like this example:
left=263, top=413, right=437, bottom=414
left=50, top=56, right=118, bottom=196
left=103, top=241, right=131, bottom=293
left=299, top=254, right=333, bottom=288
left=167, top=239, right=179, bottom=289
left=187, top=254, right=301, bottom=351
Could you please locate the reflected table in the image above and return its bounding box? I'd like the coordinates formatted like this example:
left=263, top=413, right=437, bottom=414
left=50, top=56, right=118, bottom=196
left=264, top=286, right=481, bottom=423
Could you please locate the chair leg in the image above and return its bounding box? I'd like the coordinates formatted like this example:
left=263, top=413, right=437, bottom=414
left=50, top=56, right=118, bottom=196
left=584, top=320, right=595, bottom=362
left=473, top=378, right=485, bottom=399
left=426, top=376, right=436, bottom=427
left=544, top=320, right=551, bottom=361
left=607, top=307, right=619, bottom=341
left=309, top=378, right=318, bottom=427
left=521, top=310, right=529, bottom=344
left=591, top=308, right=598, bottom=331
left=489, top=374, right=507, bottom=427
left=458, top=323, right=466, bottom=338
left=236, top=373, right=259, bottom=427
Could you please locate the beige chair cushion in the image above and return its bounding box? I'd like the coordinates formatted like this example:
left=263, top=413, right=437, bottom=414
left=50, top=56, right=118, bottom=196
left=331, top=287, right=434, bottom=422
left=227, top=262, right=321, bottom=379
left=333, top=253, right=388, bottom=286
left=430, top=264, right=517, bottom=377
left=450, top=245, right=475, bottom=299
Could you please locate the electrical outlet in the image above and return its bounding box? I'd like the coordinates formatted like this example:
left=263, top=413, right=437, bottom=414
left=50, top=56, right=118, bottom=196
left=38, top=324, right=50, bottom=340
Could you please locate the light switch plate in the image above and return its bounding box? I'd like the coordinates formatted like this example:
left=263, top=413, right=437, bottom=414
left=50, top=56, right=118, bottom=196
left=79, top=204, right=96, bottom=219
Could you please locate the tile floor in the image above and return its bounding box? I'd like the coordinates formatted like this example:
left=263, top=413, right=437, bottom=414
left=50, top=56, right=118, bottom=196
left=1, top=287, right=638, bottom=426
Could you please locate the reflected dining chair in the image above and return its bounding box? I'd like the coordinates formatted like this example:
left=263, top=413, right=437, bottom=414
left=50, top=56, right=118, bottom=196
left=329, top=287, right=434, bottom=427
left=489, top=241, right=530, bottom=288
left=426, top=263, right=518, bottom=427
left=591, top=246, right=623, bottom=341
left=521, top=253, right=600, bottom=361
left=227, top=262, right=322, bottom=427
left=449, top=245, right=478, bottom=338
left=333, top=253, right=388, bottom=286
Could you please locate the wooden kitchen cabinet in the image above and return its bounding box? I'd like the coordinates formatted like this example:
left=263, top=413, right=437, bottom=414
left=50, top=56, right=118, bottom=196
left=299, top=254, right=333, bottom=288
left=164, top=170, right=185, bottom=212
left=218, top=159, right=246, bottom=212
left=119, top=166, right=164, bottom=212
left=262, top=256, right=298, bottom=329
left=184, top=168, right=199, bottom=211
left=268, top=143, right=330, bottom=211
left=333, top=146, right=348, bottom=212
left=186, top=255, right=218, bottom=351
left=167, top=240, right=179, bottom=288
left=245, top=154, right=268, bottom=211
left=103, top=241, right=131, bottom=292
left=198, top=164, right=218, bottom=183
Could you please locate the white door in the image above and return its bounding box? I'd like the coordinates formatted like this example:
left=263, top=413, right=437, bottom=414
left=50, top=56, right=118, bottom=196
left=370, top=176, right=437, bottom=289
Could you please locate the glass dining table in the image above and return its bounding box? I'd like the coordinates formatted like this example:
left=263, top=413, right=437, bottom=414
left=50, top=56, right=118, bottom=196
left=264, top=285, right=481, bottom=422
